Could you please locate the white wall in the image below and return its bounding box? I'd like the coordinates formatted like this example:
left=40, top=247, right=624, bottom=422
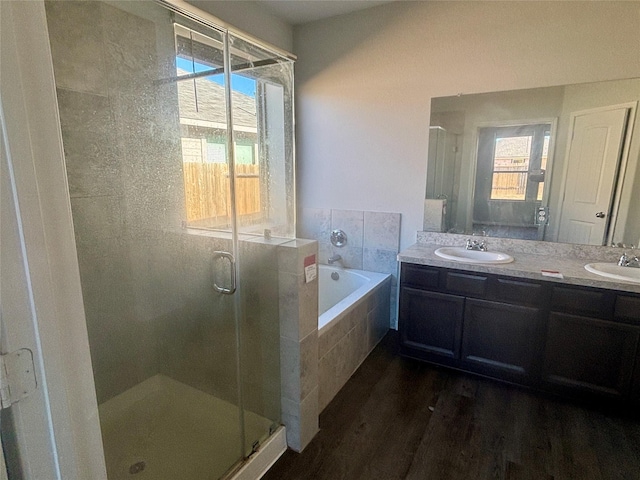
left=186, top=0, right=293, bottom=53
left=293, top=1, right=640, bottom=250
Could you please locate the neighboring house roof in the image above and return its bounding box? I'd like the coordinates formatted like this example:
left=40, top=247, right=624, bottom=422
left=495, top=136, right=531, bottom=158
left=176, top=68, right=257, bottom=129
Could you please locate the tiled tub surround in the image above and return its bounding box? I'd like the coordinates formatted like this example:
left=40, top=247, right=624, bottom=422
left=318, top=269, right=391, bottom=412
left=401, top=232, right=640, bottom=293
left=299, top=208, right=401, bottom=327
left=278, top=239, right=320, bottom=452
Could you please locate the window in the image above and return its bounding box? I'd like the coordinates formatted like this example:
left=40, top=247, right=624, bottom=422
left=473, top=123, right=552, bottom=227
left=172, top=24, right=294, bottom=236
left=478, top=123, right=551, bottom=203
left=491, top=135, right=533, bottom=201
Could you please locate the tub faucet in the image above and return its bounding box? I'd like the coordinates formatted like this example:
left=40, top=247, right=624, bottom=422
left=328, top=254, right=342, bottom=265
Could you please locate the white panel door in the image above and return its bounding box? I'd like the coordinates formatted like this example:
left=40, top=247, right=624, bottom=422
left=557, top=107, right=629, bottom=245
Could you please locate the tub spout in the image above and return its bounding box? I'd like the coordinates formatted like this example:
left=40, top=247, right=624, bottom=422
left=328, top=254, right=342, bottom=265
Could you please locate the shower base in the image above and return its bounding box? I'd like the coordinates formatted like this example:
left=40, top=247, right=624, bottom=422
left=98, top=374, right=282, bottom=480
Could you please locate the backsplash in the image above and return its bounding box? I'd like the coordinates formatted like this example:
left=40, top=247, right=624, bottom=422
left=417, top=231, right=627, bottom=262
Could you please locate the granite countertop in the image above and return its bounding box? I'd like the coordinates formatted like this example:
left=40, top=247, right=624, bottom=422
left=398, top=242, right=640, bottom=295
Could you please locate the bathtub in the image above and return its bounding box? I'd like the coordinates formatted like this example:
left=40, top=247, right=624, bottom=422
left=317, top=265, right=392, bottom=411
left=318, top=265, right=389, bottom=330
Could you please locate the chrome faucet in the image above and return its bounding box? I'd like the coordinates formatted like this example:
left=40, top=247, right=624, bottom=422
left=466, top=239, right=487, bottom=251
left=328, top=254, right=342, bottom=265
left=618, top=252, right=640, bottom=268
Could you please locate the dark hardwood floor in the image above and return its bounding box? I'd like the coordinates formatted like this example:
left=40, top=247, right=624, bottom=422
left=263, top=331, right=640, bottom=480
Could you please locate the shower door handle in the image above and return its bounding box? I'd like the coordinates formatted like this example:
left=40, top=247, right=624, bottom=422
left=212, top=251, right=236, bottom=295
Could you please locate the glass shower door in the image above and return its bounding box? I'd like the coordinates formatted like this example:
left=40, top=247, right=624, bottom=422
left=44, top=1, right=290, bottom=478
left=226, top=31, right=295, bottom=457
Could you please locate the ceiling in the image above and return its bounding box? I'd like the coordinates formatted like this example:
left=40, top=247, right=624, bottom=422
left=257, top=0, right=396, bottom=25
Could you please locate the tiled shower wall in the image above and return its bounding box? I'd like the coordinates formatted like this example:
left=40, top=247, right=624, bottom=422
left=299, top=208, right=401, bottom=328
left=46, top=0, right=184, bottom=404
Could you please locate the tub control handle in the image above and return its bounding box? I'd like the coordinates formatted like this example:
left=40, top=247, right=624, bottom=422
left=212, top=251, right=236, bottom=295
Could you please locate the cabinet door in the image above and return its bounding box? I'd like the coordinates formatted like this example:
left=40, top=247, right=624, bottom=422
left=543, top=312, right=640, bottom=399
left=461, top=299, right=542, bottom=383
left=399, top=287, right=464, bottom=365
left=631, top=349, right=640, bottom=407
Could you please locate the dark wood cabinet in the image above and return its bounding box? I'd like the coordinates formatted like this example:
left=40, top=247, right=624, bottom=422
left=461, top=299, right=543, bottom=384
left=550, top=286, right=615, bottom=319
left=615, top=295, right=640, bottom=326
left=631, top=348, right=640, bottom=407
left=542, top=312, right=639, bottom=399
left=399, top=288, right=463, bottom=366
left=493, top=277, right=544, bottom=306
left=399, top=262, right=640, bottom=406
left=445, top=272, right=488, bottom=297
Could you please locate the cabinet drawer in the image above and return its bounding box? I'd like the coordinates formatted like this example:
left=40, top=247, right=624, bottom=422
left=401, top=264, right=440, bottom=290
left=445, top=272, right=487, bottom=297
left=551, top=286, right=615, bottom=319
left=493, top=278, right=544, bottom=305
left=615, top=295, right=640, bottom=326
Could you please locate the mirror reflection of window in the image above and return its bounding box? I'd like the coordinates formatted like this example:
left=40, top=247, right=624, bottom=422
left=489, top=130, right=550, bottom=202
left=428, top=78, right=640, bottom=245
left=490, top=135, right=533, bottom=201
left=474, top=123, right=552, bottom=236
left=539, top=133, right=550, bottom=201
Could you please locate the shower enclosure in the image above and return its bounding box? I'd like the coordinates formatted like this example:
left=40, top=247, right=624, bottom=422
left=44, top=1, right=294, bottom=478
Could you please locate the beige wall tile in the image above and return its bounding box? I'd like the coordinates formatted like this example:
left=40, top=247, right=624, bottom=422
left=45, top=1, right=108, bottom=95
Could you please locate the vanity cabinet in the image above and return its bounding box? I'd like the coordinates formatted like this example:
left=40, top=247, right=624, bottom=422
left=399, top=288, right=463, bottom=366
left=399, top=264, right=547, bottom=385
left=461, top=299, right=542, bottom=384
left=618, top=295, right=640, bottom=406
left=541, top=286, right=639, bottom=400
left=542, top=312, right=638, bottom=399
left=399, top=263, right=640, bottom=406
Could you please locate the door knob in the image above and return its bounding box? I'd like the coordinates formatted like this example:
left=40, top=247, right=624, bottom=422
left=595, top=212, right=606, bottom=218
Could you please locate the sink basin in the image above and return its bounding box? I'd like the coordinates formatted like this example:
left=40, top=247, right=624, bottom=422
left=434, top=247, right=514, bottom=264
left=584, top=263, right=640, bottom=284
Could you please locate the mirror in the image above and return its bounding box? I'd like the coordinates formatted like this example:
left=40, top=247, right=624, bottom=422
left=425, top=77, right=640, bottom=246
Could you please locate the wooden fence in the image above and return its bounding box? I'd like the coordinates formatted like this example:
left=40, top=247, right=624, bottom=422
left=183, top=162, right=261, bottom=223
left=491, top=172, right=527, bottom=200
